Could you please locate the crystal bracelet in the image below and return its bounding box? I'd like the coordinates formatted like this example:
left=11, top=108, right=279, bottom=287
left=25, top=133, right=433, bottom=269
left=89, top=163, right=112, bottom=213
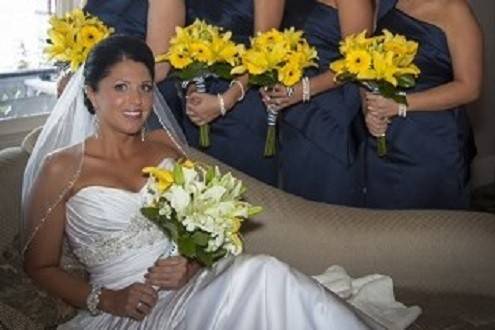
left=87, top=284, right=103, bottom=316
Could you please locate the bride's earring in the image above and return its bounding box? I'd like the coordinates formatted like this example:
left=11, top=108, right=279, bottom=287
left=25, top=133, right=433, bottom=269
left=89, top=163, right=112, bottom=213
left=93, top=116, right=100, bottom=139
left=141, top=126, right=146, bottom=142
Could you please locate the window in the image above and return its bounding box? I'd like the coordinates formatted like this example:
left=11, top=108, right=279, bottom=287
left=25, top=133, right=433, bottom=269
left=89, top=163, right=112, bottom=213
left=0, top=1, right=58, bottom=148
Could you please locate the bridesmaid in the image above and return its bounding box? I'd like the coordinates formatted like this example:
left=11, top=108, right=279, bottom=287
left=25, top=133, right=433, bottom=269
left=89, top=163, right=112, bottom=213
left=183, top=0, right=285, bottom=186
left=261, top=0, right=374, bottom=206
left=83, top=0, right=186, bottom=127
left=363, top=0, right=482, bottom=209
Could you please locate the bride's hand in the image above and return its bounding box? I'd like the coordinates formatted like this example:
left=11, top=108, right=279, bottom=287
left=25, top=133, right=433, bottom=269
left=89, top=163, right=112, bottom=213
left=145, top=256, right=195, bottom=290
left=101, top=283, right=158, bottom=320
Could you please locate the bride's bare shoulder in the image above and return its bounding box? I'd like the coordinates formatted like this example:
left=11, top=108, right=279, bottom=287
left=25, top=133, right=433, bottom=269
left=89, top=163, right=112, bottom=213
left=146, top=129, right=184, bottom=158
left=40, top=144, right=83, bottom=177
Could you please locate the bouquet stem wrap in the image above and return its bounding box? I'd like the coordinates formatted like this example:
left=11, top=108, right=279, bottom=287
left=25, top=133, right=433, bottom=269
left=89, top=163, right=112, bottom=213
left=264, top=106, right=278, bottom=157
left=367, top=85, right=387, bottom=157
left=193, top=76, right=210, bottom=148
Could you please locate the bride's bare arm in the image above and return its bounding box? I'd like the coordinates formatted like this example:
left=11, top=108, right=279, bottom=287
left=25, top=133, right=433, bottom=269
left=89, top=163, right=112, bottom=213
left=23, top=153, right=158, bottom=320
left=23, top=153, right=91, bottom=309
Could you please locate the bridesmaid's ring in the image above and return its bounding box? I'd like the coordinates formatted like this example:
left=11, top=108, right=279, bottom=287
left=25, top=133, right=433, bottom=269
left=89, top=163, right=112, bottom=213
left=286, top=87, right=294, bottom=97
left=137, top=301, right=143, bottom=309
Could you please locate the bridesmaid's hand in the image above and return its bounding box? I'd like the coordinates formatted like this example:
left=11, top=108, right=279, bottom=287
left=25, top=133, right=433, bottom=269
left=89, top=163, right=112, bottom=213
left=101, top=283, right=158, bottom=320
left=365, top=111, right=389, bottom=137
left=365, top=93, right=399, bottom=118
left=145, top=256, right=198, bottom=290
left=185, top=92, right=226, bottom=126
left=260, top=83, right=301, bottom=112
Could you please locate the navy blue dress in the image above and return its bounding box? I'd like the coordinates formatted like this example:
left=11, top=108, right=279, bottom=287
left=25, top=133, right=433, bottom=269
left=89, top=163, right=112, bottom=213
left=277, top=3, right=364, bottom=206
left=84, top=0, right=184, bottom=128
left=182, top=0, right=278, bottom=186
left=363, top=3, right=476, bottom=209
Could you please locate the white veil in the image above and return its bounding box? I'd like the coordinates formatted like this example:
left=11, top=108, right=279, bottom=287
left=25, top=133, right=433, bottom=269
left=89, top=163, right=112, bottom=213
left=21, top=65, right=188, bottom=253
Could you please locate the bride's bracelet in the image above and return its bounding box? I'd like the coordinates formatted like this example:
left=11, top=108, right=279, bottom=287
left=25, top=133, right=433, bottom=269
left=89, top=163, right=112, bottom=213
left=87, top=284, right=103, bottom=316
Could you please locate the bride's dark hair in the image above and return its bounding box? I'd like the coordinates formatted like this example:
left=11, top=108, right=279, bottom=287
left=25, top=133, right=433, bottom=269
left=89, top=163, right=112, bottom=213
left=83, top=34, right=156, bottom=114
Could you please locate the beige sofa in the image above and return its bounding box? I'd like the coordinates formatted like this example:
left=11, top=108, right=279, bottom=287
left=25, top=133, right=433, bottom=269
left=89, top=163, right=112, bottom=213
left=1, top=128, right=495, bottom=329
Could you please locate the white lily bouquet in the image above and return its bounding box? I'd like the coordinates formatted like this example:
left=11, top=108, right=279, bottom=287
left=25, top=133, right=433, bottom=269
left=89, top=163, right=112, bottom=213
left=141, top=160, right=263, bottom=267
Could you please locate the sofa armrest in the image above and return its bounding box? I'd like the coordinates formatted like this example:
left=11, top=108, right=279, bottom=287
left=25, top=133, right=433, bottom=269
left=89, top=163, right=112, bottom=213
left=0, top=146, right=29, bottom=252
left=188, top=148, right=495, bottom=297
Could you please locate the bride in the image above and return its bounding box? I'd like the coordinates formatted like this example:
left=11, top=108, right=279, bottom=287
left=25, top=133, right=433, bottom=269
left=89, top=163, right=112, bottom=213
left=21, top=35, right=371, bottom=329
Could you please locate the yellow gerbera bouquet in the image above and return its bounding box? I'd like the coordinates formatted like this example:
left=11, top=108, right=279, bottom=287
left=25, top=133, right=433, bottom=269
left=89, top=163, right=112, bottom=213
left=330, top=30, right=420, bottom=157
left=45, top=9, right=113, bottom=72
left=232, top=28, right=318, bottom=157
left=156, top=19, right=244, bottom=148
left=141, top=159, right=262, bottom=267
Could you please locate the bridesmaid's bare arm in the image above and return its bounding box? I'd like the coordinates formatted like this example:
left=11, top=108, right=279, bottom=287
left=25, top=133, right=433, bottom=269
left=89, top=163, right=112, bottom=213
left=147, top=0, right=186, bottom=82
left=406, top=0, right=483, bottom=112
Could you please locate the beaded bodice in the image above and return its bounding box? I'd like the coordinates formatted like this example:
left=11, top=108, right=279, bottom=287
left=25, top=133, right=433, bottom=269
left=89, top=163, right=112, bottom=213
left=64, top=158, right=175, bottom=288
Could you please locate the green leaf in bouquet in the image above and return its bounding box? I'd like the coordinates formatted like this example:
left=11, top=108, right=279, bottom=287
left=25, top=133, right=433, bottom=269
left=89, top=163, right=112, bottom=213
left=205, top=166, right=215, bottom=185
left=197, top=249, right=214, bottom=267
left=162, top=221, right=179, bottom=242
left=248, top=206, right=263, bottom=217
left=336, top=72, right=356, bottom=84
left=211, top=248, right=227, bottom=261
left=249, top=71, right=278, bottom=87
left=141, top=207, right=159, bottom=221
left=191, top=231, right=209, bottom=246
left=209, top=62, right=233, bottom=80
left=397, top=74, right=416, bottom=89
left=377, top=82, right=398, bottom=100
left=173, top=163, right=185, bottom=185
left=178, top=235, right=197, bottom=258
left=170, top=62, right=209, bottom=81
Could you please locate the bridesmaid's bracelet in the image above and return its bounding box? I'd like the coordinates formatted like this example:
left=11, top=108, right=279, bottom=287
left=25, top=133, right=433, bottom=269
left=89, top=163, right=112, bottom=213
left=217, top=94, right=227, bottom=116
left=229, top=80, right=245, bottom=101
left=302, top=77, right=311, bottom=103
left=87, top=284, right=103, bottom=316
left=398, top=103, right=408, bottom=118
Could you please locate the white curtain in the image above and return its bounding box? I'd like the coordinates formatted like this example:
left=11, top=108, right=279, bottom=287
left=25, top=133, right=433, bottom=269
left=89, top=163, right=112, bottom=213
left=55, top=0, right=85, bottom=15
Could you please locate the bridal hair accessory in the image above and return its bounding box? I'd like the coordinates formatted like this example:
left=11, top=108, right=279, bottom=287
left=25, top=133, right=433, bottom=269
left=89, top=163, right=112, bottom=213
left=86, top=284, right=103, bottom=316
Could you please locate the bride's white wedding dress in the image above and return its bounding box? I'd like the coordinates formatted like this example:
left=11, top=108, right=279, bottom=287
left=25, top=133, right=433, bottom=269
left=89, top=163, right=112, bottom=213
left=59, top=158, right=370, bottom=330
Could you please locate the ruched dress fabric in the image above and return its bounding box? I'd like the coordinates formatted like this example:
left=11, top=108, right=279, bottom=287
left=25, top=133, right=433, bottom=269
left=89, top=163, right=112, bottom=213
left=58, top=158, right=370, bottom=330
left=83, top=0, right=184, bottom=129
left=362, top=3, right=476, bottom=209
left=181, top=0, right=278, bottom=186
left=278, top=3, right=364, bottom=206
